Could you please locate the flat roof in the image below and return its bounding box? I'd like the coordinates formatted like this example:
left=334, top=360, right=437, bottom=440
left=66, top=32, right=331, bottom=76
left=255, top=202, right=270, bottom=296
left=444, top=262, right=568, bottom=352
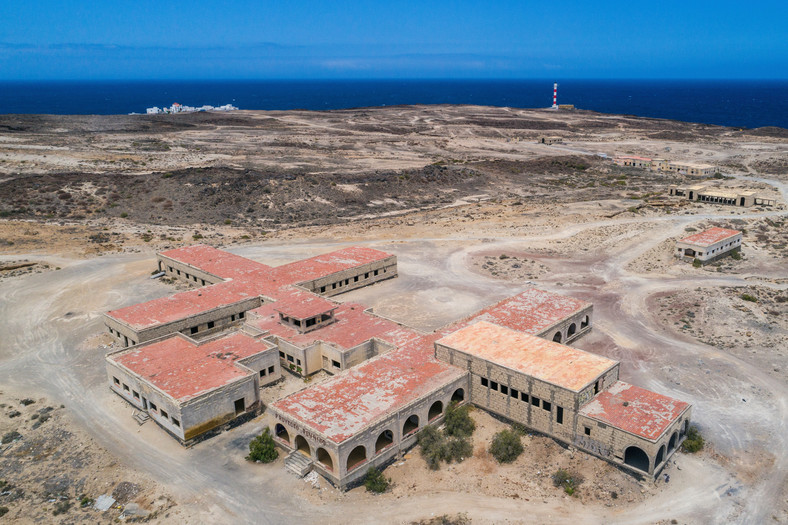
left=579, top=381, right=689, bottom=441
left=250, top=301, right=402, bottom=350
left=436, top=321, right=616, bottom=392
left=678, top=227, right=741, bottom=247
left=111, top=332, right=272, bottom=402
left=106, top=280, right=258, bottom=331
left=271, top=333, right=463, bottom=443
left=267, top=246, right=393, bottom=285
left=159, top=244, right=271, bottom=281
left=445, top=288, right=590, bottom=337
left=618, top=156, right=652, bottom=161
left=272, top=287, right=337, bottom=320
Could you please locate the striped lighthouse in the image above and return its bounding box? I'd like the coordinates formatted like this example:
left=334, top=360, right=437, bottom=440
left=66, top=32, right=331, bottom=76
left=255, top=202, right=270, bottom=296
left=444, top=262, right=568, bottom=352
left=552, top=82, right=558, bottom=109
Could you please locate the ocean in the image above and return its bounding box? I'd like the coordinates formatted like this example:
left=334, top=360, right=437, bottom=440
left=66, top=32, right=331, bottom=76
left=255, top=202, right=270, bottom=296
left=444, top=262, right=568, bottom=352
left=1, top=79, right=787, bottom=129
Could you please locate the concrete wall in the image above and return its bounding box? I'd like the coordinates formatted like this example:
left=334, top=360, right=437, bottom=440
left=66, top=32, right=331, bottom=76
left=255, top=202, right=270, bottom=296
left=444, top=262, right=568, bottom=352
left=179, top=376, right=259, bottom=442
left=676, top=233, right=742, bottom=263
left=575, top=406, right=692, bottom=477
left=435, top=343, right=619, bottom=450
left=106, top=358, right=186, bottom=441
left=268, top=373, right=468, bottom=489
left=158, top=254, right=224, bottom=286
left=104, top=296, right=262, bottom=348
left=534, top=304, right=593, bottom=345
left=300, top=257, right=398, bottom=297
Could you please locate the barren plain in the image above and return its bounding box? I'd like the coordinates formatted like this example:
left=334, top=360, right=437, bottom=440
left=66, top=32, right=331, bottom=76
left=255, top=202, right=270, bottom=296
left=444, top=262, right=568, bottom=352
left=0, top=106, right=786, bottom=524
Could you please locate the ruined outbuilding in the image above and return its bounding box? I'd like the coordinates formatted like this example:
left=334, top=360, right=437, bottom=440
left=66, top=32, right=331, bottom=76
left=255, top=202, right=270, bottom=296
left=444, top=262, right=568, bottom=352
left=104, top=245, right=691, bottom=486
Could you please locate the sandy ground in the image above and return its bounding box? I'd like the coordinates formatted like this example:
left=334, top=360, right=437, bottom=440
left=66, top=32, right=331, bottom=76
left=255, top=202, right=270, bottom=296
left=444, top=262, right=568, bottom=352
left=0, top=106, right=786, bottom=524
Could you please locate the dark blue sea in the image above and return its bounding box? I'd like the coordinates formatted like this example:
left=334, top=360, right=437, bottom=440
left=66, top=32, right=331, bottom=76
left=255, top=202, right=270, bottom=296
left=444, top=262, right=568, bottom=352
left=1, top=79, right=787, bottom=129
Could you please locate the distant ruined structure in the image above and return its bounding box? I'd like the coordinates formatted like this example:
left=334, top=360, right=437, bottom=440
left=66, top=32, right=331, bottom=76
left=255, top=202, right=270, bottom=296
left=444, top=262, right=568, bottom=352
left=104, top=245, right=691, bottom=488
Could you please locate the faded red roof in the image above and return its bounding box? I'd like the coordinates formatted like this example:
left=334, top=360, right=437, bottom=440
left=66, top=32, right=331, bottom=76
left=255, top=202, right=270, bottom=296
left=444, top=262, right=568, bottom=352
left=579, top=381, right=690, bottom=441
left=250, top=302, right=402, bottom=350
left=678, top=227, right=741, bottom=247
left=111, top=333, right=272, bottom=402
left=271, top=333, right=462, bottom=443
left=107, top=280, right=259, bottom=330
left=444, top=288, right=589, bottom=337
left=268, top=246, right=393, bottom=285
left=272, top=287, right=338, bottom=320
left=159, top=244, right=271, bottom=281
left=436, top=321, right=615, bottom=392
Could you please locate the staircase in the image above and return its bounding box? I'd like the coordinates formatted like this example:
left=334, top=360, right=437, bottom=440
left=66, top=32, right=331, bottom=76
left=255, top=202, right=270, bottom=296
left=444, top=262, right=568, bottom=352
left=284, top=451, right=313, bottom=478
left=132, top=411, right=150, bottom=426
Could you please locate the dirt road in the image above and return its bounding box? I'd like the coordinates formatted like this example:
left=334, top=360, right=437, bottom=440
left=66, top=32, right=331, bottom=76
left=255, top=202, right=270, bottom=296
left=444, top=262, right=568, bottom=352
left=1, top=166, right=785, bottom=523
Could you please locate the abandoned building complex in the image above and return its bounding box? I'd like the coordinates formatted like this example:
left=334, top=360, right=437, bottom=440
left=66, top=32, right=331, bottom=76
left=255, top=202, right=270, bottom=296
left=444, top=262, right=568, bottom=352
left=614, top=156, right=718, bottom=176
left=675, top=227, right=742, bottom=263
left=104, top=245, right=691, bottom=489
left=669, top=184, right=775, bottom=207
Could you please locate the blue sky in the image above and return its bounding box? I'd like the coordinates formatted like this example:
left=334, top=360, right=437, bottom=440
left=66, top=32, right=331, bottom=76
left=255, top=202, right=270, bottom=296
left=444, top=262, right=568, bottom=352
left=1, top=0, right=786, bottom=80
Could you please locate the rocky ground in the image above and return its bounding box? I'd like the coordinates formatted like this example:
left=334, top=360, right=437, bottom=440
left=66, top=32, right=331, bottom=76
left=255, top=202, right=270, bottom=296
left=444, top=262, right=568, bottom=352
left=0, top=390, right=196, bottom=523
left=0, top=106, right=786, bottom=524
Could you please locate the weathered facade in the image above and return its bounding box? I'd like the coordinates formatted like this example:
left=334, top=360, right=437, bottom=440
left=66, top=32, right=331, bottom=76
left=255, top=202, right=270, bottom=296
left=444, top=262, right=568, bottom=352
left=669, top=184, right=775, bottom=207
left=675, top=227, right=742, bottom=263
left=104, top=244, right=691, bottom=487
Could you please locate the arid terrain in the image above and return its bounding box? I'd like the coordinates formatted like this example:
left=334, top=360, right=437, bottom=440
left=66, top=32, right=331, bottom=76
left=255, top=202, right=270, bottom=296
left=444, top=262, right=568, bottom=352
left=0, top=106, right=786, bottom=524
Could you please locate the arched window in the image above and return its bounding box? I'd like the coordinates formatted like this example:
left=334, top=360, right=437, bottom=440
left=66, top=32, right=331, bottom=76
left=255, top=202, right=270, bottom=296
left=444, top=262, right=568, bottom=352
left=375, top=430, right=394, bottom=453
left=403, top=415, right=419, bottom=436
left=274, top=424, right=290, bottom=445
left=316, top=447, right=334, bottom=471
left=346, top=445, right=367, bottom=472
left=553, top=331, right=562, bottom=343
left=668, top=431, right=679, bottom=452
left=655, top=444, right=665, bottom=466
left=623, top=446, right=650, bottom=472
left=451, top=388, right=465, bottom=403
left=294, top=435, right=311, bottom=456
left=568, top=323, right=577, bottom=336
left=428, top=400, right=444, bottom=421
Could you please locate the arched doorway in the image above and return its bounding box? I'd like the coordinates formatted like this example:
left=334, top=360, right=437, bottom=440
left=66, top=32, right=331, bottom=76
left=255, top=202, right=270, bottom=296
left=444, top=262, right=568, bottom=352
left=346, top=445, right=367, bottom=472
left=403, top=414, right=419, bottom=436
left=655, top=445, right=665, bottom=466
left=668, top=432, right=679, bottom=452
left=375, top=430, right=394, bottom=453
left=553, top=331, right=562, bottom=343
left=275, top=424, right=290, bottom=445
left=428, top=400, right=443, bottom=421
left=624, top=446, right=650, bottom=472
left=568, top=323, right=577, bottom=337
left=451, top=388, right=465, bottom=403
left=581, top=315, right=590, bottom=329
left=316, top=447, right=333, bottom=471
left=294, top=435, right=310, bottom=457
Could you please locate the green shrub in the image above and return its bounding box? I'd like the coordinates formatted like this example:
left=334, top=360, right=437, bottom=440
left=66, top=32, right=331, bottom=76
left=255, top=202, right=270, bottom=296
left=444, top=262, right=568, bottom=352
left=740, top=293, right=757, bottom=303
left=52, top=500, right=71, bottom=516
left=0, top=507, right=8, bottom=517
left=692, top=258, right=702, bottom=268
left=119, top=212, right=128, bottom=218
left=247, top=427, right=279, bottom=463
left=489, top=429, right=523, bottom=464
left=364, top=466, right=390, bottom=493
left=730, top=250, right=742, bottom=260
left=552, top=469, right=584, bottom=496
left=79, top=495, right=94, bottom=507
left=681, top=426, right=704, bottom=453
left=418, top=425, right=472, bottom=470
left=443, top=402, right=475, bottom=438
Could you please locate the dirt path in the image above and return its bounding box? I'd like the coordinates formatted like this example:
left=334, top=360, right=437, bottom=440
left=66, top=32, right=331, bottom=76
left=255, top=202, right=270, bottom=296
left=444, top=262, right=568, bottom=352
left=1, top=171, right=786, bottom=523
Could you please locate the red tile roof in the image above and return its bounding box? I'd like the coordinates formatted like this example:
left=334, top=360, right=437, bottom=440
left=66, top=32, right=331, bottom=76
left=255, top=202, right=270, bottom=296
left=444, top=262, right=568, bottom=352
left=272, top=287, right=337, bottom=320
left=159, top=244, right=271, bottom=280
left=579, top=381, right=690, bottom=441
left=437, top=321, right=616, bottom=392
left=678, top=227, right=741, bottom=247
left=444, top=288, right=589, bottom=337
left=107, top=280, right=259, bottom=331
left=267, top=246, right=393, bottom=285
left=271, top=332, right=461, bottom=444
left=249, top=302, right=402, bottom=350
left=111, top=333, right=272, bottom=402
